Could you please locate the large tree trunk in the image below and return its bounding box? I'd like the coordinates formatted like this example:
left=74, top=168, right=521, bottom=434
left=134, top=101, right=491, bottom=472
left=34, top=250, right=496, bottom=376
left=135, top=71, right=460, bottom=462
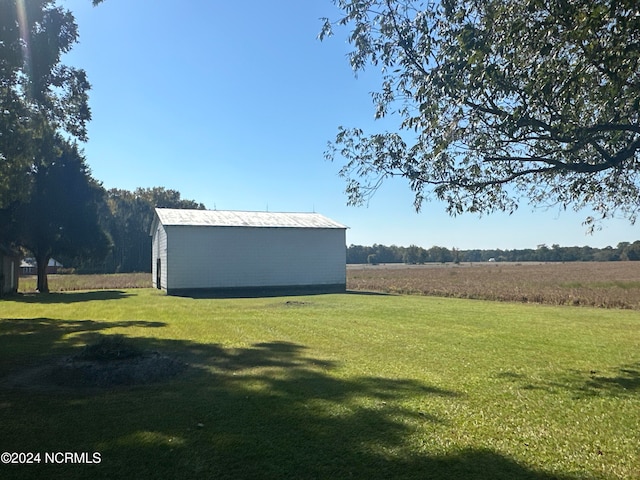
left=35, top=255, right=50, bottom=293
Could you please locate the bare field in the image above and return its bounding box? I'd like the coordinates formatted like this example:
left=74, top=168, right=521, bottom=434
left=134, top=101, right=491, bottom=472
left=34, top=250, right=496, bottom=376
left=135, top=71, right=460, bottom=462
left=347, top=262, right=640, bottom=309
left=18, top=272, right=151, bottom=292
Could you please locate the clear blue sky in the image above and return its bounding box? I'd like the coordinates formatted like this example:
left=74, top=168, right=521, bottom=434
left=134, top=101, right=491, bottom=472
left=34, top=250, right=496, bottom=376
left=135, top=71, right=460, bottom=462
left=62, top=0, right=638, bottom=250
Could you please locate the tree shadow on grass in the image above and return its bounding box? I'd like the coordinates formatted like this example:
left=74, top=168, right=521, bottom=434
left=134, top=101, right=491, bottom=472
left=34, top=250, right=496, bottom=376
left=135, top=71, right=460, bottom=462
left=172, top=288, right=392, bottom=300
left=579, top=362, right=640, bottom=397
left=496, top=363, right=640, bottom=398
left=6, top=290, right=132, bottom=304
left=0, top=318, right=166, bottom=377
left=0, top=321, right=577, bottom=480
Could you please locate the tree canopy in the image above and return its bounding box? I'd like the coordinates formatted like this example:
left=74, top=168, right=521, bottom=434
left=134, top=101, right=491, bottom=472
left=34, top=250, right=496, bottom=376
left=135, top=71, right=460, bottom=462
left=0, top=0, right=108, bottom=291
left=96, top=187, right=205, bottom=274
left=17, top=136, right=109, bottom=292
left=1, top=0, right=93, bottom=210
left=320, top=0, right=640, bottom=229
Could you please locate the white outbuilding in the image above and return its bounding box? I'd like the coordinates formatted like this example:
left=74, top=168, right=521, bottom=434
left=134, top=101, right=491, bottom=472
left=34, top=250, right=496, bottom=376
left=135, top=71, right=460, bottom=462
left=151, top=208, right=347, bottom=295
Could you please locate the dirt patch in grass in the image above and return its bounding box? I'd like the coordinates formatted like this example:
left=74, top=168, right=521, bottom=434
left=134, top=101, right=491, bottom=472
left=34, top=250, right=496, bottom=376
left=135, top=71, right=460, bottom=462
left=3, top=336, right=187, bottom=391
left=284, top=300, right=312, bottom=307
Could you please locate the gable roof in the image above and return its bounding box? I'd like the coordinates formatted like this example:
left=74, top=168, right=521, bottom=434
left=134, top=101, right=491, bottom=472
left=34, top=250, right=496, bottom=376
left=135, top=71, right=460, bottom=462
left=154, top=208, right=347, bottom=230
left=20, top=258, right=63, bottom=268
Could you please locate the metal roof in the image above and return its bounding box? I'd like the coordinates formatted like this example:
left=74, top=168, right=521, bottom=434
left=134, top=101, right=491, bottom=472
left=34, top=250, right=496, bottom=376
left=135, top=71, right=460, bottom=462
left=154, top=208, right=347, bottom=229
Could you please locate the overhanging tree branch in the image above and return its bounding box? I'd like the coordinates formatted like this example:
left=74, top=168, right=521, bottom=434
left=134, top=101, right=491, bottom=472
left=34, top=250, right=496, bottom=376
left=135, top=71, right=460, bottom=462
left=322, top=0, right=640, bottom=225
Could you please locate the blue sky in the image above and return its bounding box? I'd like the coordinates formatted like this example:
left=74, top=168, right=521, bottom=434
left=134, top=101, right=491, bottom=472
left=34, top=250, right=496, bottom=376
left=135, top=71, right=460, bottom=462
left=62, top=0, right=638, bottom=250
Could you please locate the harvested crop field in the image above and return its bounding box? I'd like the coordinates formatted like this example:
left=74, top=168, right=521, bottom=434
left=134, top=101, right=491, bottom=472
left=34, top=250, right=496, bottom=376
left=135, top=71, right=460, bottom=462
left=19, top=272, right=151, bottom=292
left=16, top=262, right=640, bottom=309
left=347, top=262, right=640, bottom=309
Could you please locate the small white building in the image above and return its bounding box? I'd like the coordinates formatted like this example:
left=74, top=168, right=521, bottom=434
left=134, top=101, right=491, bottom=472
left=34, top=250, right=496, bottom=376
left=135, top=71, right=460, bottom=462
left=20, top=258, right=63, bottom=275
left=0, top=245, right=19, bottom=296
left=151, top=208, right=347, bottom=295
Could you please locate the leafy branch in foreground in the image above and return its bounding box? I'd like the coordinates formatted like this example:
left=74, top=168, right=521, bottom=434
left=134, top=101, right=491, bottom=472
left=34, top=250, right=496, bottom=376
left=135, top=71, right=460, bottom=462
left=320, top=0, right=640, bottom=228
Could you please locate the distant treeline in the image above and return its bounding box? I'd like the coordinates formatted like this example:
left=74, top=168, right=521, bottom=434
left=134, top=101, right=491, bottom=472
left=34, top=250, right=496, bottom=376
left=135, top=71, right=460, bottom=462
left=347, top=242, right=640, bottom=264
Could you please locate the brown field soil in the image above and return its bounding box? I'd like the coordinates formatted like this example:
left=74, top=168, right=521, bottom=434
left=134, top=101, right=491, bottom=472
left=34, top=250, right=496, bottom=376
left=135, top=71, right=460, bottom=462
left=18, top=272, right=151, bottom=292
left=347, top=262, right=640, bottom=309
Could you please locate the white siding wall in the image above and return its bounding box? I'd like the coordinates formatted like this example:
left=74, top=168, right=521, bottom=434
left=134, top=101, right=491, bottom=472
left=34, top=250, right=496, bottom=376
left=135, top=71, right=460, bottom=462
left=165, top=226, right=345, bottom=290
left=151, top=223, right=168, bottom=289
left=0, top=254, right=19, bottom=294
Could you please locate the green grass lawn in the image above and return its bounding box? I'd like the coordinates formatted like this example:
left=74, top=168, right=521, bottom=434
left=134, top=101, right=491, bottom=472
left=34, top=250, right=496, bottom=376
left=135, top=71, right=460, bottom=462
left=1, top=289, right=638, bottom=479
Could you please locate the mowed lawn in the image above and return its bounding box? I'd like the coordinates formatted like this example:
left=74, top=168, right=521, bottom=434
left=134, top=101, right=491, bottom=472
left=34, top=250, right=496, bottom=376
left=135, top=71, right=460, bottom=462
left=0, top=289, right=639, bottom=479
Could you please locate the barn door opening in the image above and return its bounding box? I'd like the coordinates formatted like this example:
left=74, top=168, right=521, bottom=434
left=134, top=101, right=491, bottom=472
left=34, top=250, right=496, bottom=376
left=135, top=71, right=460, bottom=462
left=156, top=258, right=162, bottom=289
